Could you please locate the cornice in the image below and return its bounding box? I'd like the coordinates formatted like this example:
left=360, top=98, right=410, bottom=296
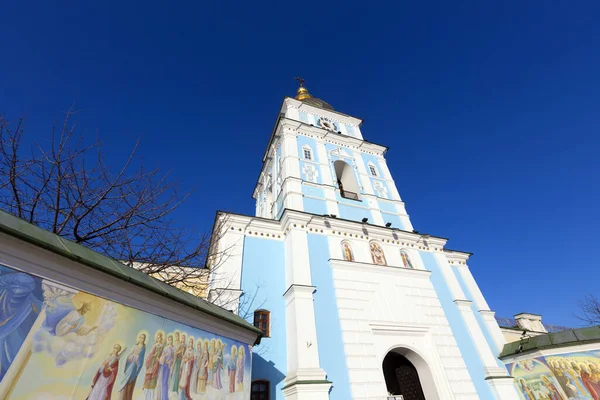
left=283, top=97, right=363, bottom=126
left=445, top=250, right=472, bottom=265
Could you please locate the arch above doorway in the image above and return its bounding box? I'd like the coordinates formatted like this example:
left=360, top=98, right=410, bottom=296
left=382, top=347, right=440, bottom=400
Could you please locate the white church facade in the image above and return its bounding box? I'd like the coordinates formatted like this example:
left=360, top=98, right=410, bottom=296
left=209, top=81, right=520, bottom=400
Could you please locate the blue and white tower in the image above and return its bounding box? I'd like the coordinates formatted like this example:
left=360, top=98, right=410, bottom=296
left=209, top=81, right=519, bottom=400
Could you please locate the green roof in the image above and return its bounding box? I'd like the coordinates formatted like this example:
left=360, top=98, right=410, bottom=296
left=500, top=326, right=600, bottom=358
left=0, top=209, right=262, bottom=342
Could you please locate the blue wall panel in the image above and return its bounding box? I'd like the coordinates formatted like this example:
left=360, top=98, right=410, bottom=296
left=241, top=237, right=287, bottom=399
left=308, top=234, right=352, bottom=399
left=420, top=252, right=496, bottom=399
left=302, top=185, right=328, bottom=215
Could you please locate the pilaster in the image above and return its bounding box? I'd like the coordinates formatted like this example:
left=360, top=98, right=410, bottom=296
left=282, top=285, right=330, bottom=399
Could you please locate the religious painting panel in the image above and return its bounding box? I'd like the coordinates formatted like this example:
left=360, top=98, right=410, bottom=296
left=506, top=356, right=567, bottom=400
left=369, top=241, right=387, bottom=266
left=545, top=350, right=600, bottom=399
left=0, top=263, right=252, bottom=400
left=400, top=250, right=414, bottom=269
left=341, top=240, right=354, bottom=262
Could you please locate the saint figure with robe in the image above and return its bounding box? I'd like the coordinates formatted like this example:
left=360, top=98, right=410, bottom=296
left=236, top=346, right=245, bottom=392
left=341, top=242, right=353, bottom=261
left=178, top=337, right=195, bottom=400
left=87, top=344, right=122, bottom=400
left=213, top=341, right=224, bottom=390
left=142, top=332, right=164, bottom=400
left=191, top=340, right=202, bottom=393
left=118, top=333, right=146, bottom=400
left=155, top=334, right=174, bottom=400
left=171, top=333, right=186, bottom=392
left=227, top=345, right=237, bottom=393
left=207, top=339, right=215, bottom=387
left=197, top=339, right=209, bottom=393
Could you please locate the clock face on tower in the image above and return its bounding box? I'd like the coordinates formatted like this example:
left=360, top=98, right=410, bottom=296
left=317, top=117, right=337, bottom=132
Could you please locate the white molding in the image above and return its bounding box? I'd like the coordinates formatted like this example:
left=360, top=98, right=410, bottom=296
left=330, top=258, right=432, bottom=278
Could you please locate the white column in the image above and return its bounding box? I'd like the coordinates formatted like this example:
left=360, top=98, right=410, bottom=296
left=282, top=224, right=330, bottom=399
left=455, top=264, right=507, bottom=352
left=435, top=255, right=509, bottom=380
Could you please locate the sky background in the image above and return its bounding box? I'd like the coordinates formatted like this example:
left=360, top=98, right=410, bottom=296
left=1, top=2, right=599, bottom=328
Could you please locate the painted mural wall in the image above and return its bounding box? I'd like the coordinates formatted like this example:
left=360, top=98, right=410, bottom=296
left=0, top=264, right=251, bottom=400
left=506, top=350, right=600, bottom=400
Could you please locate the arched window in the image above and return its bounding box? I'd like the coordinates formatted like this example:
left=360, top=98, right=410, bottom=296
left=369, top=241, right=387, bottom=266
left=253, top=310, right=270, bottom=337
left=368, top=162, right=378, bottom=177
left=400, top=250, right=414, bottom=269
left=334, top=160, right=360, bottom=200
left=302, top=145, right=313, bottom=161
left=341, top=240, right=354, bottom=261
left=251, top=380, right=270, bottom=400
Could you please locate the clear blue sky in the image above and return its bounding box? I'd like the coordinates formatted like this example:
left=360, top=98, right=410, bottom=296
left=2, top=2, right=599, bottom=327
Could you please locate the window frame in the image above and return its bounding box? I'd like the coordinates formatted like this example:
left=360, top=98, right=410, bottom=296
left=368, top=163, right=378, bottom=177
left=253, top=309, right=271, bottom=337
left=251, top=379, right=270, bottom=400
left=302, top=146, right=313, bottom=161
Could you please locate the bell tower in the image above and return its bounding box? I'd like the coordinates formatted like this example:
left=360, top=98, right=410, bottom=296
left=253, top=80, right=413, bottom=232
left=211, top=80, right=520, bottom=400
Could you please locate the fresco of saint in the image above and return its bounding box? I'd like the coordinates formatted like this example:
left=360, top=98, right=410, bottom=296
left=197, top=339, right=209, bottom=393
left=178, top=337, right=195, bottom=400
left=400, top=250, right=414, bottom=269
left=228, top=345, right=237, bottom=393
left=213, top=340, right=224, bottom=390
left=172, top=333, right=186, bottom=392
left=370, top=242, right=387, bottom=266
left=142, top=331, right=165, bottom=399
left=87, top=344, right=123, bottom=400
left=236, top=345, right=245, bottom=392
left=118, top=333, right=146, bottom=400
left=341, top=241, right=354, bottom=262
left=190, top=339, right=203, bottom=393
left=156, top=334, right=174, bottom=400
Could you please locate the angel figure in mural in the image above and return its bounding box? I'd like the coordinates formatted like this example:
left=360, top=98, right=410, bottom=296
left=87, top=344, right=123, bottom=400
left=518, top=378, right=536, bottom=400
left=341, top=241, right=354, bottom=262
left=213, top=340, right=225, bottom=390
left=190, top=339, right=202, bottom=393
left=236, top=346, right=245, bottom=392
left=171, top=333, right=186, bottom=392
left=540, top=375, right=563, bottom=400
left=370, top=242, right=387, bottom=266
left=207, top=339, right=215, bottom=387
left=118, top=333, right=147, bottom=400
left=196, top=339, right=209, bottom=394
left=142, top=331, right=164, bottom=400
left=0, top=267, right=42, bottom=380
left=178, top=337, right=195, bottom=400
left=227, top=345, right=237, bottom=393
left=155, top=334, right=174, bottom=400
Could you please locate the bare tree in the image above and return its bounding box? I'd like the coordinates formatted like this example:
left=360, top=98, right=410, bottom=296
left=577, top=294, right=600, bottom=326
left=0, top=109, right=232, bottom=296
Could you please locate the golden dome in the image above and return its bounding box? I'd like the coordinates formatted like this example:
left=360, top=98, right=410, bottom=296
left=294, top=78, right=334, bottom=110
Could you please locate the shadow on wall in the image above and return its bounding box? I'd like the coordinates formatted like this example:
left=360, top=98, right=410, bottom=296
left=253, top=353, right=286, bottom=398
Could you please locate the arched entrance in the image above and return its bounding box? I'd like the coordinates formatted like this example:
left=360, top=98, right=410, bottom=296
left=382, top=351, right=428, bottom=400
